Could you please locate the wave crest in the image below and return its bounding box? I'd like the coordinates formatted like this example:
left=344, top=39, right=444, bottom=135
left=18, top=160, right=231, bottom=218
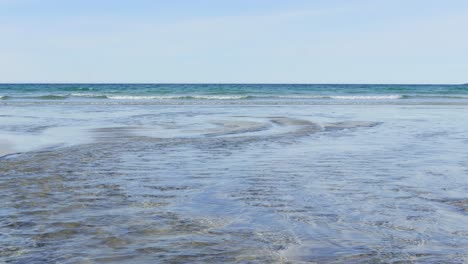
left=329, top=95, right=402, bottom=100
left=5, top=93, right=468, bottom=102
left=70, top=93, right=108, bottom=99
left=106, top=95, right=251, bottom=100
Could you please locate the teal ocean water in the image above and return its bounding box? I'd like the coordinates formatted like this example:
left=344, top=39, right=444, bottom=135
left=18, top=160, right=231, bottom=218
left=1, top=83, right=468, bottom=103
left=1, top=84, right=468, bottom=263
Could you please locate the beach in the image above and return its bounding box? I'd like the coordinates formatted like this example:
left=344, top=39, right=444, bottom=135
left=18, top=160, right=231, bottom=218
left=1, top=84, right=468, bottom=263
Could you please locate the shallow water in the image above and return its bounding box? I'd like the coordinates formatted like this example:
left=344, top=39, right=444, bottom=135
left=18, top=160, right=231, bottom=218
left=1, top=94, right=468, bottom=263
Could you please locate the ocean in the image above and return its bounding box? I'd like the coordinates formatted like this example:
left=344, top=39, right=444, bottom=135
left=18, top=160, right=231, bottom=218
left=1, top=83, right=468, bottom=103
left=1, top=84, right=467, bottom=263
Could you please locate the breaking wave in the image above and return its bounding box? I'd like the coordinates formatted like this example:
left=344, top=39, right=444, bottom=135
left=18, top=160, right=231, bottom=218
left=3, top=93, right=468, bottom=101
left=106, top=95, right=252, bottom=100
left=329, top=95, right=403, bottom=100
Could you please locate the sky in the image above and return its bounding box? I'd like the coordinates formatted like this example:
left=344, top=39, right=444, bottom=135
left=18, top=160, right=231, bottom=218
left=0, top=0, right=467, bottom=84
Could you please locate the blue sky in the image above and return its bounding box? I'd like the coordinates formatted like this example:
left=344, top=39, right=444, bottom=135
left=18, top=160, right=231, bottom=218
left=1, top=0, right=467, bottom=83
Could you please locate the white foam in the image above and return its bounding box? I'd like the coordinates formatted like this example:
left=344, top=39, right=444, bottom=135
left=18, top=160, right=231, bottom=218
left=70, top=93, right=108, bottom=98
left=267, top=95, right=403, bottom=100
left=275, top=95, right=328, bottom=99
left=107, top=95, right=182, bottom=100
left=107, top=95, right=249, bottom=100
left=190, top=95, right=249, bottom=100
left=329, top=95, right=402, bottom=100
left=38, top=94, right=405, bottom=101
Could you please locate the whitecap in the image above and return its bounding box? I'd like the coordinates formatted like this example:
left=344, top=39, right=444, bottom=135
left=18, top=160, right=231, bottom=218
left=329, top=95, right=402, bottom=100
left=107, top=95, right=250, bottom=100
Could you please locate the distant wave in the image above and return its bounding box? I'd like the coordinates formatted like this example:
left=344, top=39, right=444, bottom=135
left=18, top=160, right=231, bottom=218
left=278, top=94, right=468, bottom=100
left=1, top=95, right=70, bottom=100
left=0, top=94, right=109, bottom=100
left=64, top=87, right=95, bottom=91
left=70, top=93, right=108, bottom=99
left=328, top=95, right=402, bottom=100
left=106, top=95, right=252, bottom=100
left=33, top=95, right=69, bottom=100
left=102, top=94, right=403, bottom=100
left=1, top=94, right=254, bottom=100
left=3, top=93, right=468, bottom=101
left=400, top=95, right=468, bottom=99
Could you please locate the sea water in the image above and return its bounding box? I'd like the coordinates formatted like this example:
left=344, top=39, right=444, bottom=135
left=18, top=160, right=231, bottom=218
left=1, top=84, right=467, bottom=263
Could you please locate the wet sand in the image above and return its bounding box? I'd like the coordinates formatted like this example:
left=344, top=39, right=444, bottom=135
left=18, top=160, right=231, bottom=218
left=1, top=103, right=468, bottom=263
left=0, top=140, right=13, bottom=157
